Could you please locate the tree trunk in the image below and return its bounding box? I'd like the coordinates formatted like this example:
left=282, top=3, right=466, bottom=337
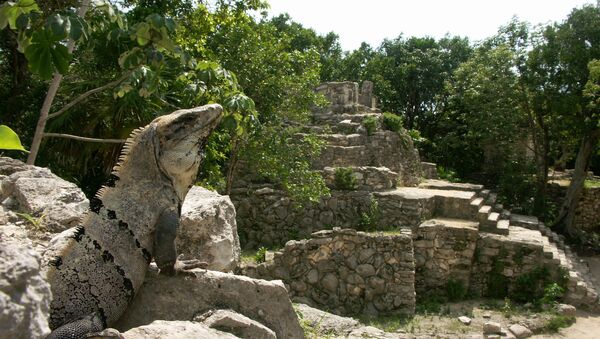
left=553, top=128, right=600, bottom=237
left=26, top=0, right=91, bottom=165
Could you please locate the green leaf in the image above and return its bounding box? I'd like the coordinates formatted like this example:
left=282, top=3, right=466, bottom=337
left=0, top=125, right=28, bottom=152
left=0, top=0, right=39, bottom=30
left=118, top=47, right=145, bottom=69
left=133, top=22, right=150, bottom=46
left=24, top=28, right=71, bottom=79
left=50, top=44, right=70, bottom=74
left=46, top=14, right=70, bottom=40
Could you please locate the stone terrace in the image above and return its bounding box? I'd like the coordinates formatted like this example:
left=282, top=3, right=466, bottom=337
left=234, top=81, right=600, bottom=315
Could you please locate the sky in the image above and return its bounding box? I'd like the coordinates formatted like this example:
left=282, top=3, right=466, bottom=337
left=267, top=0, right=597, bottom=51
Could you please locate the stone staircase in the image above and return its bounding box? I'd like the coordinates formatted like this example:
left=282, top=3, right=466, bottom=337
left=405, top=179, right=600, bottom=311
left=232, top=80, right=600, bottom=312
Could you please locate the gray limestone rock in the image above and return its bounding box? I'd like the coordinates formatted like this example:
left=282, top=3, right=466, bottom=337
left=0, top=157, right=88, bottom=233
left=483, top=321, right=502, bottom=334
left=508, top=324, right=532, bottom=338
left=198, top=309, right=276, bottom=339
left=115, top=269, right=303, bottom=339
left=122, top=320, right=239, bottom=339
left=294, top=303, right=360, bottom=336
left=178, top=186, right=241, bottom=272
left=0, top=225, right=52, bottom=339
left=556, top=303, right=576, bottom=316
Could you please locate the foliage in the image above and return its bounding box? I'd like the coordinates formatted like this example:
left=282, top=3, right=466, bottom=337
left=358, top=197, right=380, bottom=231
left=541, top=283, right=565, bottom=305
left=0, top=125, right=28, bottom=152
left=334, top=167, right=358, bottom=190
left=437, top=166, right=460, bottom=183
left=445, top=279, right=467, bottom=302
left=362, top=115, right=378, bottom=136
left=241, top=126, right=329, bottom=204
left=382, top=112, right=403, bottom=132
left=544, top=314, right=575, bottom=332
left=254, top=246, right=268, bottom=264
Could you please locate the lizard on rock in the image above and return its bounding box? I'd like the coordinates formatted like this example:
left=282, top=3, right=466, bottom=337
left=44, top=104, right=223, bottom=338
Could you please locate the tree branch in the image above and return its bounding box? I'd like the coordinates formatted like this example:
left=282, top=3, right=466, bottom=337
left=47, top=71, right=132, bottom=120
left=43, top=133, right=126, bottom=144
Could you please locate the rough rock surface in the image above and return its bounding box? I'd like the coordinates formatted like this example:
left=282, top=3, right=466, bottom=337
left=122, top=320, right=239, bottom=339
left=0, top=157, right=88, bottom=233
left=0, top=225, right=52, bottom=339
left=508, top=324, right=532, bottom=338
left=198, top=309, right=276, bottom=339
left=115, top=268, right=303, bottom=339
left=178, top=186, right=240, bottom=272
left=294, top=303, right=360, bottom=336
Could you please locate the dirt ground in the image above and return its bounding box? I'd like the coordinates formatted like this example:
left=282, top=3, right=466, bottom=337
left=360, top=256, right=600, bottom=338
left=532, top=256, right=600, bottom=339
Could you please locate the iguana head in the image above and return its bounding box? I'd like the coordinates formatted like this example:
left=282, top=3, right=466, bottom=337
left=153, top=104, right=223, bottom=201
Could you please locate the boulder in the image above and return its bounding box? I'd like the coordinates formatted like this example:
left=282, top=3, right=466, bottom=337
left=294, top=303, right=360, bottom=336
left=508, top=324, right=532, bottom=338
left=0, top=157, right=88, bottom=233
left=483, top=321, right=502, bottom=335
left=178, top=186, right=240, bottom=272
left=198, top=309, right=276, bottom=339
left=114, top=268, right=303, bottom=339
left=122, top=320, right=239, bottom=339
left=556, top=303, right=577, bottom=317
left=0, top=225, right=52, bottom=339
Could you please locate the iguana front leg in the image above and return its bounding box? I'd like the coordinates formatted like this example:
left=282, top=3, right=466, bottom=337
left=154, top=207, right=208, bottom=276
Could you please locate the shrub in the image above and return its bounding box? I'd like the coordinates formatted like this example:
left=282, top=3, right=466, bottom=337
left=541, top=283, right=565, bottom=305
left=254, top=247, right=268, bottom=263
left=382, top=112, right=403, bottom=132
left=359, top=198, right=379, bottom=231
left=334, top=167, right=358, bottom=190
left=445, top=279, right=467, bottom=301
left=362, top=116, right=378, bottom=135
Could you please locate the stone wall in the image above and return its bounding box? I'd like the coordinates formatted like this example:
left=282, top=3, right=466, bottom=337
left=548, top=183, right=600, bottom=233
left=230, top=186, right=373, bottom=248
left=321, top=166, right=398, bottom=191
left=413, top=219, right=479, bottom=295
left=244, top=228, right=416, bottom=316
left=313, top=131, right=421, bottom=187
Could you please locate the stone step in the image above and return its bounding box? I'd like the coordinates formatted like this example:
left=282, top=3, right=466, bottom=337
left=510, top=214, right=540, bottom=230
left=321, top=166, right=398, bottom=191
left=418, top=179, right=483, bottom=192
left=486, top=193, right=497, bottom=205
left=477, top=205, right=492, bottom=224
left=495, top=220, right=510, bottom=235
left=312, top=112, right=381, bottom=125
left=479, top=189, right=490, bottom=198
left=331, top=120, right=362, bottom=134
left=481, top=212, right=500, bottom=232
left=493, top=203, right=503, bottom=213
left=319, top=133, right=366, bottom=147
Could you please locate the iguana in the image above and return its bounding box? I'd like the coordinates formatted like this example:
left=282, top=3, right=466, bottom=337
left=44, top=104, right=223, bottom=339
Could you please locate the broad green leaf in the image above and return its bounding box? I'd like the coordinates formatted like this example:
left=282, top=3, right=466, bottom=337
left=24, top=28, right=71, bottom=79
left=0, top=0, right=39, bottom=30
left=133, top=22, right=150, bottom=46
left=46, top=14, right=69, bottom=39
left=0, top=125, right=28, bottom=152
left=118, top=47, right=144, bottom=69
left=50, top=44, right=70, bottom=74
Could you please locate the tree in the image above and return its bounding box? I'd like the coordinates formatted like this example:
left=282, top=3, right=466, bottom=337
left=552, top=7, right=600, bottom=237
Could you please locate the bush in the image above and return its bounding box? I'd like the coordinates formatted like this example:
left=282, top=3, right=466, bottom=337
left=541, top=283, right=565, bottom=305
left=254, top=247, right=268, bottom=263
left=445, top=279, right=467, bottom=301
left=362, top=116, right=378, bottom=135
left=334, top=167, right=358, bottom=190
left=382, top=112, right=403, bottom=132
left=359, top=198, right=380, bottom=231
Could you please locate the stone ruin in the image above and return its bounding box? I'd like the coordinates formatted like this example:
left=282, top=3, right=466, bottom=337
left=235, top=81, right=600, bottom=317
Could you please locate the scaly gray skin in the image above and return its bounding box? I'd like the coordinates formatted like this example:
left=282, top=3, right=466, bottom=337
left=45, top=104, right=223, bottom=339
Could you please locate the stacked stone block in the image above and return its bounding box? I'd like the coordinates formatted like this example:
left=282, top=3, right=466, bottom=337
left=245, top=228, right=416, bottom=316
